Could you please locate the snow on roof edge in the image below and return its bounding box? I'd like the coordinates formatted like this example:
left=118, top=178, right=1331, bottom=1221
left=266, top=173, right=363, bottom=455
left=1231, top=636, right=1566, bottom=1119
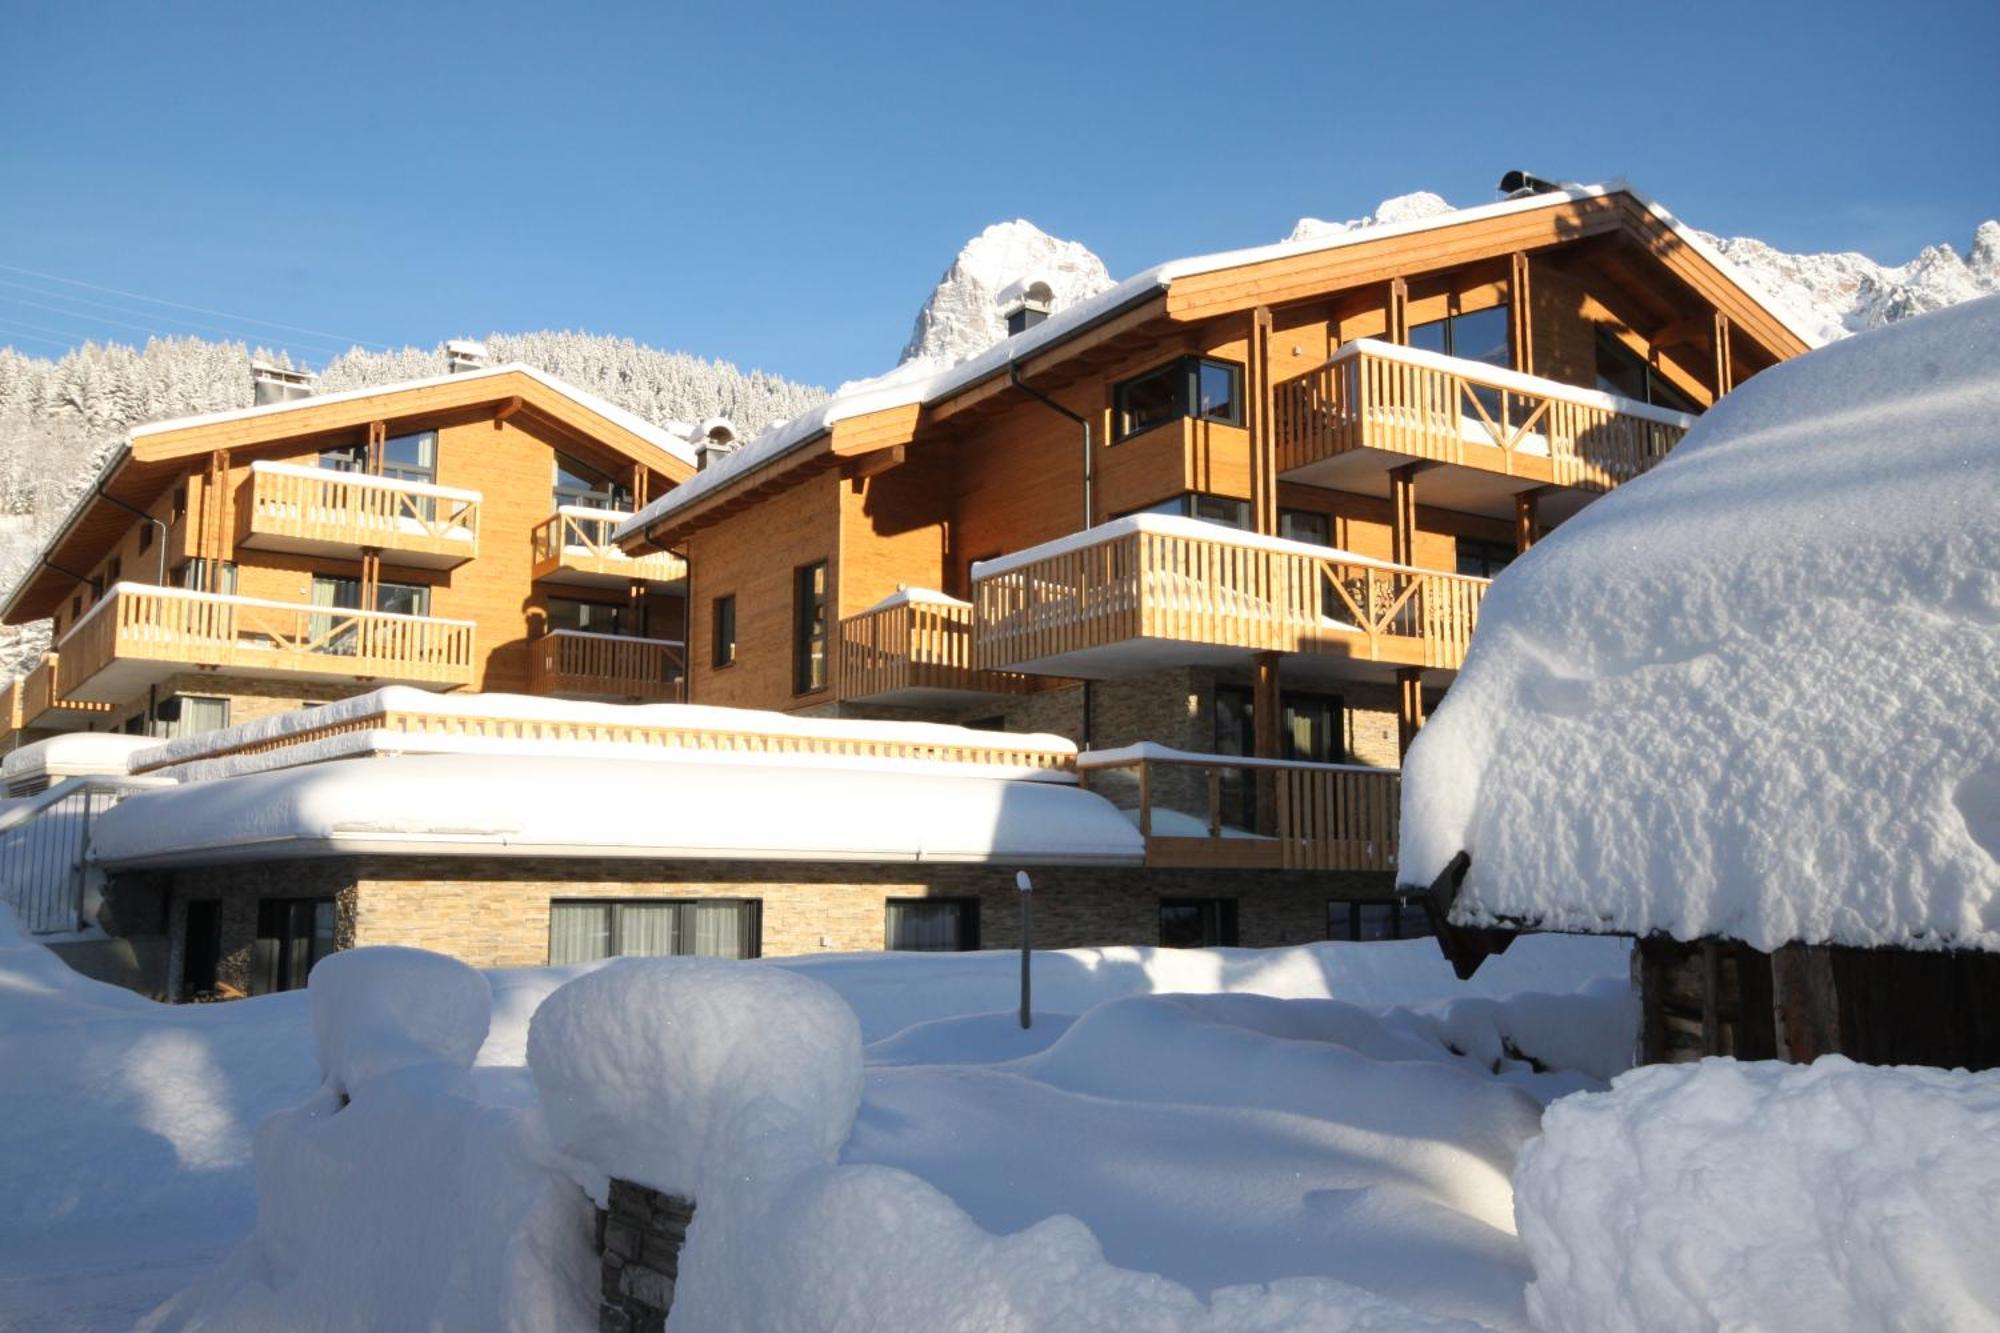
left=616, top=180, right=1818, bottom=543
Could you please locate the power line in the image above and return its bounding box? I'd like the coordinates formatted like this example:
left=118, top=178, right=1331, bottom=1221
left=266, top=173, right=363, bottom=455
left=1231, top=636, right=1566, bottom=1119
left=0, top=261, right=391, bottom=350
left=0, top=325, right=73, bottom=353
left=0, top=277, right=358, bottom=354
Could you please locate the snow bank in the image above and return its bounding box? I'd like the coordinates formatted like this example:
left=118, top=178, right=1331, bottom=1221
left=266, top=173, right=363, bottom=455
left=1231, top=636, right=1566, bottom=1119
left=527, top=958, right=863, bottom=1199
left=1402, top=295, right=2000, bottom=952
left=91, top=752, right=1143, bottom=868
left=309, top=947, right=491, bottom=1094
left=1515, top=1057, right=2000, bottom=1332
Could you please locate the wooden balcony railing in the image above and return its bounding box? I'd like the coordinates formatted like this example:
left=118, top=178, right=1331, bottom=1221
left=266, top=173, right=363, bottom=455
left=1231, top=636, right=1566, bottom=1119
left=1275, top=340, right=1694, bottom=491
left=239, top=461, right=480, bottom=567
left=19, top=655, right=114, bottom=727
left=54, top=584, right=476, bottom=700
left=970, top=517, right=1489, bottom=675
left=1078, top=745, right=1399, bottom=872
left=530, top=630, right=684, bottom=702
left=836, top=591, right=1033, bottom=704
left=531, top=508, right=686, bottom=587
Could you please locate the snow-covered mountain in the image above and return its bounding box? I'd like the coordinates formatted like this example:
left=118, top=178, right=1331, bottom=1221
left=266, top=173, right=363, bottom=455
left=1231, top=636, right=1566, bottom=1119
left=898, top=220, right=1115, bottom=370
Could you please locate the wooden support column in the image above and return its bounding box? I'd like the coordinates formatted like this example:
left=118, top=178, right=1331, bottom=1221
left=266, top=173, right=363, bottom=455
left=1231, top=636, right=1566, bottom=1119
left=1508, top=252, right=1534, bottom=373
left=628, top=578, right=646, bottom=637
left=203, top=448, right=234, bottom=590
left=366, top=420, right=387, bottom=473
left=1712, top=312, right=1734, bottom=398
left=1252, top=650, right=1281, bottom=835
left=1772, top=943, right=1842, bottom=1062
left=1248, top=306, right=1277, bottom=535
left=631, top=464, right=649, bottom=511
left=1388, top=463, right=1418, bottom=567
left=359, top=550, right=381, bottom=613
left=1513, top=491, right=1539, bottom=554
left=1396, top=668, right=1424, bottom=758
left=1387, top=277, right=1409, bottom=344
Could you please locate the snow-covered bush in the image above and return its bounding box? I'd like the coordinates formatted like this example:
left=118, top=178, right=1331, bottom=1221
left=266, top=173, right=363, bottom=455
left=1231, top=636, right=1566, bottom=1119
left=1515, top=1056, right=2000, bottom=1332
left=309, top=946, right=491, bottom=1094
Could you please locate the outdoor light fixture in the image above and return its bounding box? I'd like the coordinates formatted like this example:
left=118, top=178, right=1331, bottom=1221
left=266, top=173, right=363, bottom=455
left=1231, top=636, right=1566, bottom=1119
left=1016, top=870, right=1033, bottom=1029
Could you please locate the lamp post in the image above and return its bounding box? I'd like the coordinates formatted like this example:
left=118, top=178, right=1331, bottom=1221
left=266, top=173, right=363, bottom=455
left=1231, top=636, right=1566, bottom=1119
left=1015, top=870, right=1033, bottom=1029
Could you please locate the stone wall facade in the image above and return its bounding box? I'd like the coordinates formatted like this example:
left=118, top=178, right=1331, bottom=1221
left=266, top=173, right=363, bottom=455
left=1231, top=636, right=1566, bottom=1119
left=105, top=672, right=358, bottom=741
left=147, top=854, right=1398, bottom=977
left=597, top=1180, right=694, bottom=1333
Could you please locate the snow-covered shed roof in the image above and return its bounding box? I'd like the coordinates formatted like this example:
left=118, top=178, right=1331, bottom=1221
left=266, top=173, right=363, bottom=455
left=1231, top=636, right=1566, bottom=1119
left=1399, top=295, right=2000, bottom=953
left=0, top=733, right=156, bottom=784
left=89, top=753, right=1144, bottom=868
left=616, top=180, right=1821, bottom=547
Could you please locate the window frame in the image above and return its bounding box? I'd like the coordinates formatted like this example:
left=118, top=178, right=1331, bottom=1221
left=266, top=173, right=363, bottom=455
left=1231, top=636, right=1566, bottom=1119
left=1326, top=898, right=1435, bottom=942
left=1112, top=356, right=1246, bottom=442
left=251, top=896, right=336, bottom=995
left=884, top=897, right=982, bottom=952
left=712, top=594, right=737, bottom=669
left=547, top=898, right=764, bottom=963
left=792, top=559, right=830, bottom=696
left=1158, top=896, right=1240, bottom=949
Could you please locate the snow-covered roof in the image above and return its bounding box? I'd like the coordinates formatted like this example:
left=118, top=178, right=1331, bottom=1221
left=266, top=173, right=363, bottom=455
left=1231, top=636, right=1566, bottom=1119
left=616, top=180, right=1821, bottom=544
left=129, top=361, right=700, bottom=470
left=89, top=753, right=1144, bottom=868
left=1, top=733, right=156, bottom=782
left=1399, top=294, right=2000, bottom=953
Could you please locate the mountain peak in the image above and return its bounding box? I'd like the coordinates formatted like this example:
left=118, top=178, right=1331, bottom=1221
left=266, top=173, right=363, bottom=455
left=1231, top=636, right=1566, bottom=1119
left=898, top=220, right=1115, bottom=369
left=1285, top=191, right=1457, bottom=244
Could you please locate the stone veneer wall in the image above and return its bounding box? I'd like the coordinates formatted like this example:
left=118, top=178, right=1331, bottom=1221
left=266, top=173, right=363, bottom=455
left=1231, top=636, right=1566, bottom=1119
left=597, top=1180, right=694, bottom=1333
left=105, top=672, right=358, bottom=739
left=153, top=855, right=1397, bottom=973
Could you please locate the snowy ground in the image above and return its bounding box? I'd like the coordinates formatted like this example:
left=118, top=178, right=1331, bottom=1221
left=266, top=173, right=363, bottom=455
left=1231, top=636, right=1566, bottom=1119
left=0, top=908, right=1630, bottom=1331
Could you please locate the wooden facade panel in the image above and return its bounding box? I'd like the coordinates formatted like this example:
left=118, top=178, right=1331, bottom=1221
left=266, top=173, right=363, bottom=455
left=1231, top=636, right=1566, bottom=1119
left=836, top=448, right=951, bottom=617
left=685, top=472, right=838, bottom=711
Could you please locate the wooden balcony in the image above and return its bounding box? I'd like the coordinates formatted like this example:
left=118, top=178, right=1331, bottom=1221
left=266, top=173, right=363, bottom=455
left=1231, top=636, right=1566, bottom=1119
left=531, top=508, right=686, bottom=589
left=836, top=591, right=1034, bottom=706
left=54, top=584, right=476, bottom=701
left=18, top=656, right=115, bottom=729
left=1078, top=746, right=1399, bottom=872
left=238, top=461, right=480, bottom=569
left=529, top=630, right=684, bottom=702
left=970, top=517, right=1489, bottom=681
left=1274, top=340, right=1694, bottom=504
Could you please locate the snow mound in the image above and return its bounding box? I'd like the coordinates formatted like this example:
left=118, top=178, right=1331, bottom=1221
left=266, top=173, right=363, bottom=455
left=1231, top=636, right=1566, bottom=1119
left=527, top=957, right=863, bottom=1197
left=1402, top=295, right=2000, bottom=952
left=899, top=219, right=1116, bottom=369
left=1515, top=1056, right=2000, bottom=1332
left=310, top=947, right=491, bottom=1094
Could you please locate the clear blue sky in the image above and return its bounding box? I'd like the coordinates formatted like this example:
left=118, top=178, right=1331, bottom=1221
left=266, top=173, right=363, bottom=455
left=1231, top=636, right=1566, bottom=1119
left=2, top=0, right=1994, bottom=388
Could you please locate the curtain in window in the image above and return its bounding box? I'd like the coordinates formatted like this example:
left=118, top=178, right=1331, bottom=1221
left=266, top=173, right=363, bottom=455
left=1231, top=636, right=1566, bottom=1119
left=549, top=903, right=612, bottom=964
left=619, top=903, right=680, bottom=957
left=693, top=901, right=753, bottom=958
left=887, top=901, right=966, bottom=952
left=311, top=576, right=361, bottom=656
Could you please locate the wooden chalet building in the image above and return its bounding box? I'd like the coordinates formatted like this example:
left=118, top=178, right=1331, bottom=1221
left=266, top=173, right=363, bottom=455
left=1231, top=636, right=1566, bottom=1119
left=614, top=179, right=1814, bottom=940
left=0, top=353, right=708, bottom=743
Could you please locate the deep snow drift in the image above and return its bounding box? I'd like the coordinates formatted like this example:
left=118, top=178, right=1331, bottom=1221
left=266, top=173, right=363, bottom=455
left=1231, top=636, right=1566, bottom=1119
left=1401, top=295, right=2000, bottom=952
left=1515, top=1057, right=2000, bottom=1332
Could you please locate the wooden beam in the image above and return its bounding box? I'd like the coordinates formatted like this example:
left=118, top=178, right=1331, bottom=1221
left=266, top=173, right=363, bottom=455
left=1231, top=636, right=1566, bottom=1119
left=1387, top=277, right=1409, bottom=344
left=1388, top=463, right=1418, bottom=566
left=840, top=444, right=907, bottom=481
left=1249, top=307, right=1276, bottom=535
left=1648, top=315, right=1712, bottom=350
left=1514, top=491, right=1539, bottom=553
left=1713, top=312, right=1735, bottom=396
left=1396, top=668, right=1424, bottom=757
left=493, top=395, right=523, bottom=427
left=1509, top=252, right=1534, bottom=372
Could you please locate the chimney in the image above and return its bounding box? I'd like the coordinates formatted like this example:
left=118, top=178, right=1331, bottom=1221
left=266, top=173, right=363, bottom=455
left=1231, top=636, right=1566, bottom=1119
left=1497, top=170, right=1565, bottom=198
left=999, top=279, right=1055, bottom=337
left=694, top=418, right=739, bottom=472
left=250, top=359, right=317, bottom=406
left=445, top=339, right=490, bottom=374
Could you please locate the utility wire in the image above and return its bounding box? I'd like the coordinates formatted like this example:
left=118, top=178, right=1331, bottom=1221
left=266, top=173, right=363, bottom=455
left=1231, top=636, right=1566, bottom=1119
left=0, top=278, right=358, bottom=354
left=0, top=261, right=391, bottom=350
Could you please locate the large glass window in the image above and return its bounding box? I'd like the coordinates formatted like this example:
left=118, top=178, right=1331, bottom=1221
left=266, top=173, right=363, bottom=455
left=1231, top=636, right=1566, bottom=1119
left=174, top=559, right=238, bottom=595
left=381, top=430, right=437, bottom=486
left=1407, top=304, right=1511, bottom=369
left=793, top=560, right=829, bottom=694
left=1215, top=684, right=1346, bottom=829
left=712, top=595, right=737, bottom=668
left=252, top=897, right=335, bottom=995
left=1455, top=539, right=1515, bottom=580
left=1114, top=357, right=1245, bottom=441
left=554, top=452, right=633, bottom=512
left=1123, top=493, right=1252, bottom=531
left=312, top=576, right=429, bottom=654
left=163, top=694, right=230, bottom=740
left=885, top=898, right=980, bottom=952
left=546, top=597, right=633, bottom=636
left=320, top=441, right=368, bottom=473
left=1594, top=330, right=1698, bottom=413
left=1159, top=897, right=1238, bottom=949
left=1327, top=899, right=1435, bottom=942
left=548, top=899, right=762, bottom=964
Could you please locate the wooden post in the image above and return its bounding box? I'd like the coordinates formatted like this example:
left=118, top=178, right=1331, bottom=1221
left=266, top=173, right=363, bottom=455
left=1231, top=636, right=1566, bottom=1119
left=1712, top=312, right=1734, bottom=398
left=1389, top=463, right=1418, bottom=568
left=1396, top=667, right=1424, bottom=757
left=1509, top=252, right=1534, bottom=373
left=204, top=448, right=234, bottom=591
left=1387, top=278, right=1409, bottom=345
left=1252, top=650, right=1281, bottom=835
left=366, top=420, right=387, bottom=474
left=1514, top=491, right=1538, bottom=554
left=1771, top=942, right=1842, bottom=1062
left=1249, top=306, right=1277, bottom=536
left=631, top=464, right=648, bottom=511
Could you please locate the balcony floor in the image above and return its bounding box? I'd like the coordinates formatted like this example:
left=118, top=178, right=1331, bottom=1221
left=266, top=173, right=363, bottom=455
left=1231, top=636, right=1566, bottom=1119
left=996, top=633, right=1433, bottom=685
left=65, top=649, right=468, bottom=702
left=1280, top=447, right=1594, bottom=524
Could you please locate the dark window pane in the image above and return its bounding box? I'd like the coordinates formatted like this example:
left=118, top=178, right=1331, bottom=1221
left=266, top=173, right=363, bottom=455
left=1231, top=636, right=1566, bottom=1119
left=1278, top=510, right=1331, bottom=546
left=1187, top=494, right=1251, bottom=529
left=321, top=441, right=368, bottom=472
left=886, top=899, right=977, bottom=952
left=1355, top=901, right=1397, bottom=941
left=1159, top=898, right=1238, bottom=948
left=375, top=582, right=430, bottom=617
left=1194, top=359, right=1242, bottom=425
left=382, top=431, right=437, bottom=477
left=555, top=453, right=633, bottom=511
left=712, top=596, right=736, bottom=668
left=1116, top=362, right=1188, bottom=440
left=1456, top=539, right=1515, bottom=580
left=1594, top=330, right=1652, bottom=401
left=549, top=598, right=628, bottom=636
left=1327, top=902, right=1356, bottom=942
left=794, top=561, right=829, bottom=693
left=1407, top=319, right=1449, bottom=356
left=1452, top=306, right=1511, bottom=369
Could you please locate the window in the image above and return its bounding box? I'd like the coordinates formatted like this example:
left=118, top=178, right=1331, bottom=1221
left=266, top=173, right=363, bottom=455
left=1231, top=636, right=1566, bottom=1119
left=793, top=560, right=829, bottom=694
left=171, top=487, right=188, bottom=523
left=712, top=595, right=737, bottom=668
left=138, top=525, right=154, bottom=553
left=885, top=898, right=980, bottom=952
left=252, top=897, right=335, bottom=995
left=321, top=440, right=368, bottom=473
left=1215, top=685, right=1345, bottom=830
left=69, top=596, right=80, bottom=619
left=547, top=899, right=762, bottom=964
left=554, top=452, right=633, bottom=512
left=181, top=899, right=222, bottom=1001
left=107, top=557, right=121, bottom=583
left=1327, top=899, right=1435, bottom=942
left=1594, top=330, right=1699, bottom=413
left=1159, top=897, right=1238, bottom=949
left=1407, top=304, right=1511, bottom=369
left=546, top=597, right=633, bottom=637
left=1278, top=509, right=1331, bottom=546
left=163, top=695, right=230, bottom=740
left=381, top=430, right=437, bottom=487
left=1113, top=357, right=1244, bottom=441
left=174, top=559, right=238, bottom=595
left=1455, top=539, right=1515, bottom=580
left=312, top=576, right=429, bottom=654
left=1122, top=493, right=1252, bottom=531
